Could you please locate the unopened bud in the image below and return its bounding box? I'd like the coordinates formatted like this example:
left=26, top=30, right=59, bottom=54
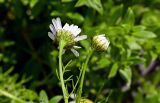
left=92, top=34, right=110, bottom=51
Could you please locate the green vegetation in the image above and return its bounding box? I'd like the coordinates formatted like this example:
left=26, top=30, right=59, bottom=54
left=0, top=0, right=160, bottom=103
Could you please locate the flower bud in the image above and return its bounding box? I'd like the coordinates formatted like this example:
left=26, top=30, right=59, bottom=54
left=92, top=34, right=110, bottom=51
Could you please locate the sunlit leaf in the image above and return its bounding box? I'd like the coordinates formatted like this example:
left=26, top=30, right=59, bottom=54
left=123, top=8, right=135, bottom=27
left=132, top=31, right=157, bottom=38
left=75, top=0, right=86, bottom=7
left=75, top=0, right=103, bottom=14
left=119, top=67, right=132, bottom=87
left=30, top=0, right=38, bottom=8
left=49, top=95, right=63, bottom=103
left=87, top=0, right=103, bottom=14
left=61, top=0, right=72, bottom=2
left=66, top=12, right=84, bottom=22
left=39, top=90, right=49, bottom=103
left=108, top=63, right=119, bottom=78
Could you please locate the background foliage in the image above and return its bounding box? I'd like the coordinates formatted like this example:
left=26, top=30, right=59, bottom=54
left=0, top=0, right=160, bottom=103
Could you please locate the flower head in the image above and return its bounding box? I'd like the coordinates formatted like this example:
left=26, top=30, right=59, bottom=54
left=48, top=17, right=87, bottom=56
left=92, top=34, right=110, bottom=51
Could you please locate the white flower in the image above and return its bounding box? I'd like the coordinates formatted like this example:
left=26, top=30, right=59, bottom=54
left=48, top=17, right=87, bottom=56
left=92, top=34, right=110, bottom=51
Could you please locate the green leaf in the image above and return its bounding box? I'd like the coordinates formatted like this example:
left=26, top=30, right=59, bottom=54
left=39, top=90, right=49, bottom=103
left=30, top=0, right=38, bottom=8
left=132, top=31, right=157, bottom=38
left=110, top=5, right=123, bottom=25
left=119, top=67, right=132, bottom=87
left=75, top=0, right=87, bottom=7
left=51, top=11, right=62, bottom=17
left=80, top=40, right=90, bottom=49
left=123, top=8, right=135, bottom=26
left=87, top=0, right=103, bottom=14
left=108, top=63, right=119, bottom=78
left=0, top=0, right=4, bottom=3
left=127, top=56, right=145, bottom=64
left=75, top=0, right=103, bottom=14
left=127, top=41, right=141, bottom=50
left=133, top=25, right=146, bottom=32
left=108, top=26, right=125, bottom=36
left=0, top=41, right=15, bottom=47
left=61, top=0, right=72, bottom=2
left=66, top=12, right=84, bottom=22
left=49, top=95, right=63, bottom=103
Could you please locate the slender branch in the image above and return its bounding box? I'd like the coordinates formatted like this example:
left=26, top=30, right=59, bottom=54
left=59, top=40, right=68, bottom=103
left=76, top=48, right=93, bottom=103
left=0, top=89, right=25, bottom=103
left=69, top=66, right=83, bottom=97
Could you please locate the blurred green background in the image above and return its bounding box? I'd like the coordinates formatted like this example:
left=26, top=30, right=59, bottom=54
left=0, top=0, right=160, bottom=103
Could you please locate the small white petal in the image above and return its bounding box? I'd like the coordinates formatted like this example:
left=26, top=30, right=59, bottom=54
left=56, top=17, right=62, bottom=30
left=98, top=37, right=106, bottom=42
left=73, top=46, right=81, bottom=49
left=72, top=26, right=78, bottom=34
left=63, top=23, right=70, bottom=31
left=71, top=48, right=79, bottom=57
left=74, top=28, right=81, bottom=36
left=52, top=19, right=58, bottom=31
left=48, top=32, right=55, bottom=41
left=69, top=101, right=75, bottom=103
left=74, top=35, right=87, bottom=42
left=49, top=24, right=56, bottom=35
left=70, top=93, right=76, bottom=99
left=69, top=24, right=74, bottom=32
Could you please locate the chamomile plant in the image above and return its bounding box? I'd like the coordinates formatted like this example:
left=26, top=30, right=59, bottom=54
left=48, top=17, right=110, bottom=103
left=48, top=17, right=87, bottom=103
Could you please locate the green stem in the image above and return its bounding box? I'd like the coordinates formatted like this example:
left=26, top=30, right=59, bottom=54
left=59, top=40, right=68, bottom=103
left=0, top=89, right=25, bottom=103
left=76, top=48, right=93, bottom=103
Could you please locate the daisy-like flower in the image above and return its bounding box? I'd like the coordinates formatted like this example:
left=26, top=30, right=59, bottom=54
left=92, top=34, right=110, bottom=51
left=48, top=17, right=87, bottom=57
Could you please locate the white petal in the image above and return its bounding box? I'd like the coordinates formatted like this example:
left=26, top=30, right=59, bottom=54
left=48, top=32, right=55, bottom=41
left=71, top=48, right=79, bottom=57
left=52, top=19, right=58, bottom=31
left=72, top=26, right=78, bottom=34
left=63, top=23, right=70, bottom=31
left=69, top=101, right=75, bottom=103
left=74, top=35, right=87, bottom=42
left=73, top=46, right=81, bottom=49
left=70, top=93, right=76, bottom=99
left=56, top=17, right=62, bottom=30
left=69, top=24, right=74, bottom=32
left=99, top=34, right=105, bottom=37
left=99, top=37, right=106, bottom=42
left=74, top=28, right=81, bottom=37
left=49, top=24, right=56, bottom=35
